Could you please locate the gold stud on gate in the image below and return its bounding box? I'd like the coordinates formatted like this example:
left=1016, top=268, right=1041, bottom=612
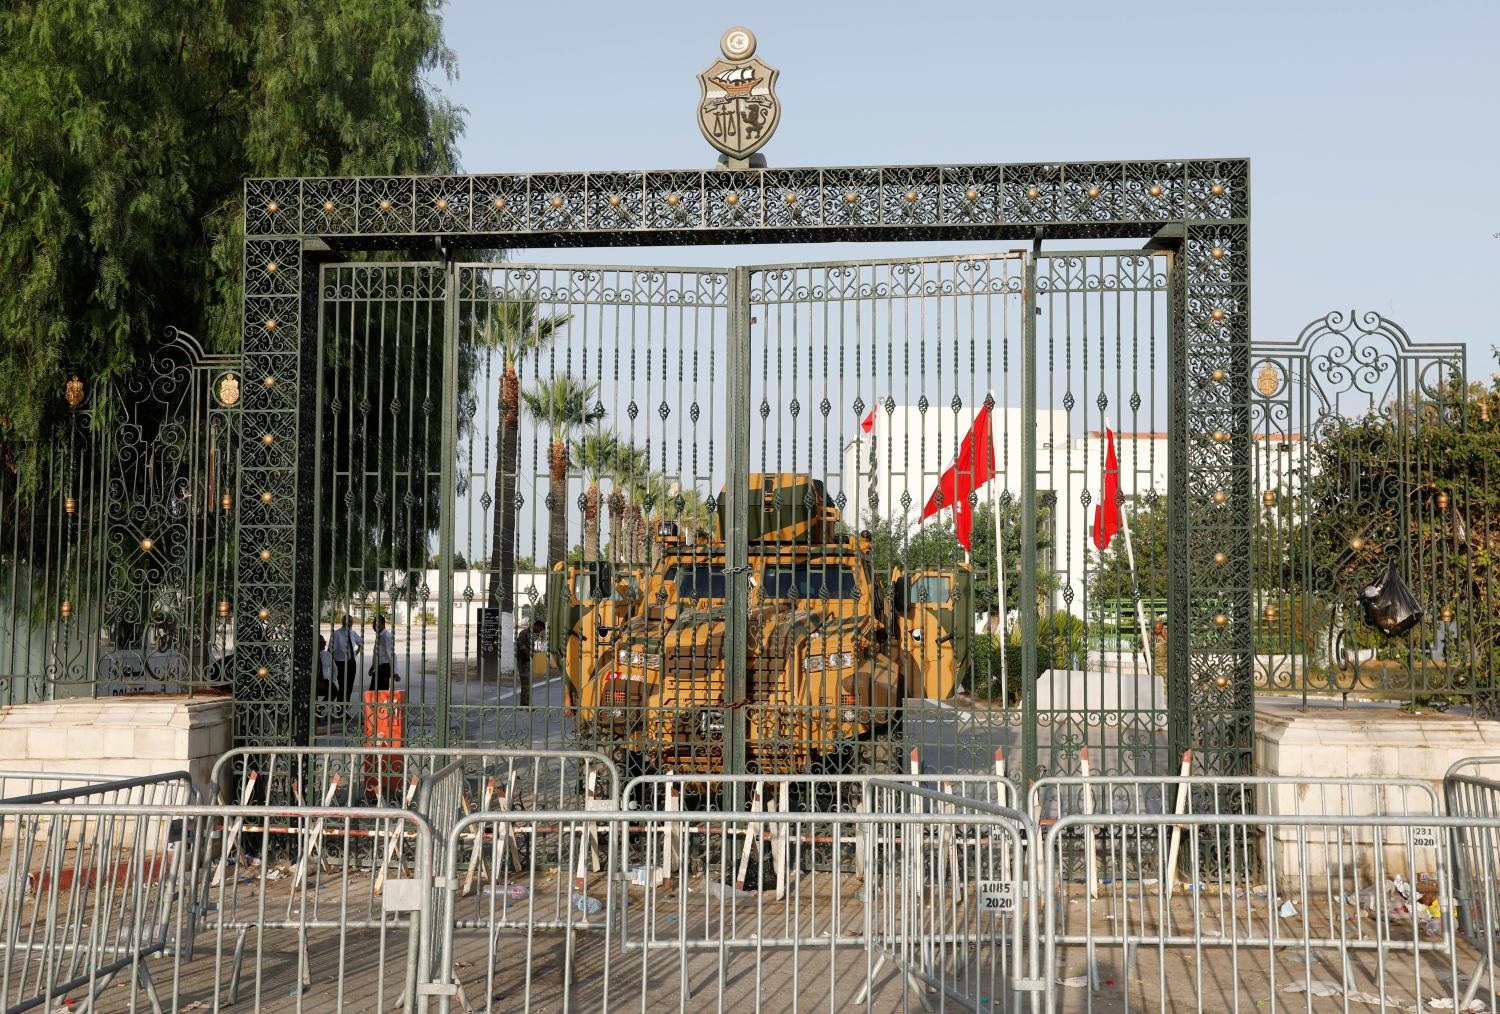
left=1212, top=491, right=1227, bottom=505
left=259, top=549, right=271, bottom=561
left=1213, top=552, right=1228, bottom=566
left=725, top=192, right=739, bottom=205
left=218, top=600, right=231, bottom=619
left=260, top=491, right=274, bottom=505
left=1214, top=676, right=1229, bottom=689
left=1149, top=184, right=1163, bottom=197
left=1214, top=613, right=1229, bottom=628
left=64, top=495, right=76, bottom=515
left=1211, top=184, right=1226, bottom=196
left=1087, top=186, right=1101, bottom=199
left=221, top=493, right=233, bottom=512
left=1349, top=536, right=1366, bottom=552
left=1436, top=491, right=1450, bottom=509
left=140, top=538, right=154, bottom=553
left=1263, top=603, right=1279, bottom=621
left=258, top=608, right=270, bottom=621
left=1211, top=247, right=1225, bottom=259
left=1211, top=369, right=1227, bottom=383
left=1262, top=490, right=1277, bottom=507
left=1440, top=606, right=1454, bottom=623
left=64, top=375, right=85, bottom=408
left=60, top=600, right=72, bottom=620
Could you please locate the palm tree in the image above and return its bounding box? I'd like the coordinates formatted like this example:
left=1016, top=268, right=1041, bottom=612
left=604, top=443, right=647, bottom=564
left=472, top=299, right=569, bottom=629
left=521, top=376, right=604, bottom=569
left=570, top=431, right=624, bottom=563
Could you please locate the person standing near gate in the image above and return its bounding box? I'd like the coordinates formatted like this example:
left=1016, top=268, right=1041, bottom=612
left=330, top=615, right=362, bottom=702
left=370, top=614, right=397, bottom=692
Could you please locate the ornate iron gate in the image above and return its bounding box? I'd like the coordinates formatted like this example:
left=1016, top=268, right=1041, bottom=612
left=0, top=329, right=239, bottom=706
left=301, top=249, right=1175, bottom=785
left=1251, top=311, right=1494, bottom=715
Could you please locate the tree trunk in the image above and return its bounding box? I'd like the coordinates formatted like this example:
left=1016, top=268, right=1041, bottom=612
left=625, top=502, right=642, bottom=566
left=607, top=491, right=625, bottom=564
left=548, top=439, right=568, bottom=569
left=488, top=364, right=521, bottom=616
left=582, top=482, right=601, bottom=563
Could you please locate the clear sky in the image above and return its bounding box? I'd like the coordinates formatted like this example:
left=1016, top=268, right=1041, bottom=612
left=440, top=0, right=1499, bottom=369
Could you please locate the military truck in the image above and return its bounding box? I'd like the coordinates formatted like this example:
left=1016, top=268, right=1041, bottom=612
left=548, top=473, right=971, bottom=775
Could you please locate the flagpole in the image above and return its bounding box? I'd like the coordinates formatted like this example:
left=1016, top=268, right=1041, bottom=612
left=1107, top=418, right=1155, bottom=673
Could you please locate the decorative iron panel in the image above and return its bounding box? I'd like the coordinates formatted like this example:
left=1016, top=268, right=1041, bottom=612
left=0, top=330, right=239, bottom=705
left=1250, top=311, right=1491, bottom=715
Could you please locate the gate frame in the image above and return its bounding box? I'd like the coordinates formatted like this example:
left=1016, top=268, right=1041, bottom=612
left=237, top=159, right=1252, bottom=774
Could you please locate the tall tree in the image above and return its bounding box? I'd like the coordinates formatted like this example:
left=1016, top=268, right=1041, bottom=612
left=570, top=431, right=624, bottom=563
left=0, top=1, right=461, bottom=453
left=471, top=300, right=569, bottom=623
left=604, top=443, right=647, bottom=563
left=521, top=377, right=604, bottom=569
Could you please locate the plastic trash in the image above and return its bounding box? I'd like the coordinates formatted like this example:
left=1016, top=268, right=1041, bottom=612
left=703, top=878, right=755, bottom=900
left=1360, top=561, right=1423, bottom=636
left=572, top=894, right=602, bottom=916
left=1278, top=900, right=1298, bottom=918
left=1428, top=999, right=1487, bottom=1012
left=1282, top=979, right=1339, bottom=997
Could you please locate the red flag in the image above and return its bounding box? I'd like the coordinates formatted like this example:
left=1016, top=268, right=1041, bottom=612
left=1092, top=428, right=1120, bottom=550
left=920, top=405, right=996, bottom=550
left=860, top=408, right=875, bottom=434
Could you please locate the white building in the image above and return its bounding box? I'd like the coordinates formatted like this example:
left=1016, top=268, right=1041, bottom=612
left=840, top=406, right=1302, bottom=621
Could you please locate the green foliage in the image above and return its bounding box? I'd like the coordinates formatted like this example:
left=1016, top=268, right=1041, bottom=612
left=0, top=0, right=461, bottom=450
left=1086, top=494, right=1168, bottom=603
left=868, top=498, right=1053, bottom=619
left=970, top=612, right=1089, bottom=702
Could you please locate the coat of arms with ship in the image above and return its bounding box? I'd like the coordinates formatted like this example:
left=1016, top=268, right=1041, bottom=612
left=697, top=27, right=780, bottom=162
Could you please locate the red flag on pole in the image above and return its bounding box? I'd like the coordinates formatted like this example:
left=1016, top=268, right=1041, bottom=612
left=920, top=404, right=996, bottom=550
left=1092, top=428, right=1120, bottom=550
left=860, top=408, right=875, bottom=434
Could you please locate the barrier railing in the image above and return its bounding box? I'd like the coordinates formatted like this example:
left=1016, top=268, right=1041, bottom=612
left=0, top=768, right=201, bottom=806
left=1443, top=760, right=1500, bottom=977
left=2, top=801, right=435, bottom=1013
left=11, top=761, right=1500, bottom=1012
left=1042, top=811, right=1499, bottom=1013
left=210, top=744, right=620, bottom=811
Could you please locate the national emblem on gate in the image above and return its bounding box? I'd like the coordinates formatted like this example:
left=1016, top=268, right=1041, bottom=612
left=697, top=27, right=780, bottom=162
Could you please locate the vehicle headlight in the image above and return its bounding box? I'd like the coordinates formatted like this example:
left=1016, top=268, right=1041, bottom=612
left=616, top=648, right=646, bottom=666
left=803, top=651, right=855, bottom=673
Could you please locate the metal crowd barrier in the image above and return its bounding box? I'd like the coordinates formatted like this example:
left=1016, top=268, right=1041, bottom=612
left=1444, top=756, right=1500, bottom=992
left=1041, top=811, right=1500, bottom=1013
left=0, top=768, right=201, bottom=806
left=210, top=744, right=620, bottom=811
left=11, top=757, right=1500, bottom=1012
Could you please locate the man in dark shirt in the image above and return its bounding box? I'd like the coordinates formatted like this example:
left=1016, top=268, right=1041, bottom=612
left=514, top=619, right=544, bottom=706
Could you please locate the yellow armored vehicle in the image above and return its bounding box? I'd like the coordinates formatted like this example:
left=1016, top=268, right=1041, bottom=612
left=548, top=474, right=971, bottom=775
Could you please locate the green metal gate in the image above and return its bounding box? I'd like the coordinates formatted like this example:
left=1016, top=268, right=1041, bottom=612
left=305, top=249, right=1173, bottom=785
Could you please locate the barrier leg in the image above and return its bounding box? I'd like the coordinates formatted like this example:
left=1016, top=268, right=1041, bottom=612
left=734, top=782, right=765, bottom=892
left=212, top=772, right=259, bottom=887
left=227, top=925, right=248, bottom=1005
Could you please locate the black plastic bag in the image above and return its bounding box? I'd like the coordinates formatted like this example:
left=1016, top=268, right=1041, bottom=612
left=1359, top=561, right=1423, bottom=637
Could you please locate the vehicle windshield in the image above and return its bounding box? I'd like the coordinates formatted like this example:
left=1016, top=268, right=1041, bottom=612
left=761, top=563, right=860, bottom=600
left=664, top=563, right=727, bottom=600
left=572, top=565, right=637, bottom=602
left=911, top=575, right=952, bottom=604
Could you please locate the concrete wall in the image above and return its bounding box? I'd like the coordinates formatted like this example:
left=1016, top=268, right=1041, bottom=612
left=0, top=696, right=232, bottom=800
left=1254, top=705, right=1500, bottom=880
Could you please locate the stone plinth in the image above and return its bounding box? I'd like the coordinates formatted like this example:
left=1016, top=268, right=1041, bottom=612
left=1254, top=704, right=1500, bottom=880
left=0, top=696, right=232, bottom=799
